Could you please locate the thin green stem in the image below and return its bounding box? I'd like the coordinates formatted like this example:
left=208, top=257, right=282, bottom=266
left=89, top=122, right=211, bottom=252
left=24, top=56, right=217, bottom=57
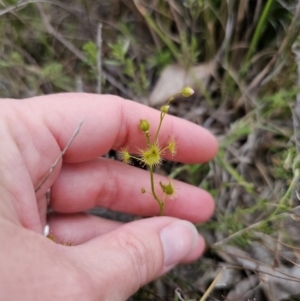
left=149, top=166, right=163, bottom=215
left=143, top=14, right=182, bottom=64
left=130, top=155, right=141, bottom=162
left=242, top=0, right=274, bottom=76
left=154, top=112, right=165, bottom=141
left=167, top=93, right=181, bottom=105
left=160, top=194, right=167, bottom=216
left=269, top=172, right=298, bottom=218
left=161, top=145, right=171, bottom=153
left=216, top=151, right=254, bottom=193
left=213, top=170, right=300, bottom=248
left=145, top=132, right=151, bottom=146
left=169, top=165, right=189, bottom=178
left=154, top=93, right=181, bottom=141
left=213, top=208, right=294, bottom=248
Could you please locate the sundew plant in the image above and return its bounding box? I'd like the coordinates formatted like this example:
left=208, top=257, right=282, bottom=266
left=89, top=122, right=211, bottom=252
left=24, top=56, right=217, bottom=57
left=119, top=86, right=194, bottom=215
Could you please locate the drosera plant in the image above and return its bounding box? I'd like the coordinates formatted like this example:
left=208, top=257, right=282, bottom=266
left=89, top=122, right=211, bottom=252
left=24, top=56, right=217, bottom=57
left=119, top=86, right=195, bottom=216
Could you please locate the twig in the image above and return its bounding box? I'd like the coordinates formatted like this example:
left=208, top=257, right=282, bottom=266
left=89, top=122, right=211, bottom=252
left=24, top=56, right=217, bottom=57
left=199, top=266, right=225, bottom=301
left=247, top=0, right=300, bottom=92
left=292, top=37, right=300, bottom=154
left=261, top=232, right=300, bottom=251
left=35, top=121, right=83, bottom=192
left=132, top=0, right=182, bottom=64
left=216, top=248, right=300, bottom=282
left=0, top=0, right=50, bottom=16
left=0, top=0, right=76, bottom=16
left=75, top=76, right=83, bottom=92
left=260, top=239, right=300, bottom=270
left=174, top=288, right=188, bottom=301
left=215, top=0, right=235, bottom=64
left=36, top=4, right=134, bottom=99
left=214, top=132, right=300, bottom=248
left=213, top=205, right=300, bottom=248
left=96, top=23, right=103, bottom=94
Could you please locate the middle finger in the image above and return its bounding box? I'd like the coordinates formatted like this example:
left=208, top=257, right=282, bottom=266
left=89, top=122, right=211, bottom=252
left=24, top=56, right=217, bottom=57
left=50, top=158, right=214, bottom=223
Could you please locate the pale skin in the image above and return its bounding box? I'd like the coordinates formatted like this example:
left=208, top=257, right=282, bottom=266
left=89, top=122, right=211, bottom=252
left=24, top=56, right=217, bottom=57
left=0, top=93, right=218, bottom=301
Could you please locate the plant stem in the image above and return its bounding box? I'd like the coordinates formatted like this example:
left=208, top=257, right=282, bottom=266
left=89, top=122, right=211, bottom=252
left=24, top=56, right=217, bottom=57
left=145, top=132, right=151, bottom=146
left=154, top=112, right=165, bottom=141
left=213, top=172, right=300, bottom=247
left=154, top=93, right=181, bottom=141
left=242, top=0, right=275, bottom=76
left=269, top=171, right=298, bottom=218
left=149, top=166, right=163, bottom=215
left=215, top=151, right=254, bottom=193
left=143, top=14, right=182, bottom=64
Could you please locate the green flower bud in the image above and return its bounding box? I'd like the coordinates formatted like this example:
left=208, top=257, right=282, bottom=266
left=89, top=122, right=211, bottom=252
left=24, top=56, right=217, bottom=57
left=139, top=119, right=150, bottom=132
left=159, top=181, right=175, bottom=196
left=181, top=86, right=194, bottom=97
left=161, top=105, right=170, bottom=113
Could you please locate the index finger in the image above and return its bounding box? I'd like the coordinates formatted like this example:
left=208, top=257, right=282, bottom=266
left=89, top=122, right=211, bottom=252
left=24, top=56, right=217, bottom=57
left=28, top=93, right=218, bottom=163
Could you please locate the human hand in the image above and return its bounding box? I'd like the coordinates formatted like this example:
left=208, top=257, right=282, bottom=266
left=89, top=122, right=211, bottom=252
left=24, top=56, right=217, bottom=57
left=0, top=93, right=218, bottom=301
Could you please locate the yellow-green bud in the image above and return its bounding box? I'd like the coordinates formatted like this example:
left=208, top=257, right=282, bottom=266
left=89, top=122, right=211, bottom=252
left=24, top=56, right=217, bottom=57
left=161, top=105, right=170, bottom=113
left=139, top=119, right=150, bottom=132
left=159, top=181, right=175, bottom=196
left=181, top=86, right=194, bottom=97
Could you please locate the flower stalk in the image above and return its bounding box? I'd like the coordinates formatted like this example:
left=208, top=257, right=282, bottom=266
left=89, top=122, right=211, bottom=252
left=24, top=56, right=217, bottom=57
left=119, top=86, right=194, bottom=215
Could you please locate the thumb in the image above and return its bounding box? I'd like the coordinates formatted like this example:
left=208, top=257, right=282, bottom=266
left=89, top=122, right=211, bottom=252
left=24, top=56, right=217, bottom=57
left=71, top=217, right=205, bottom=301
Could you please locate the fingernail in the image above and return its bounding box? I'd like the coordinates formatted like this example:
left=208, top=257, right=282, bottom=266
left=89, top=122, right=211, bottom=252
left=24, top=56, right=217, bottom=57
left=160, top=220, right=199, bottom=267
